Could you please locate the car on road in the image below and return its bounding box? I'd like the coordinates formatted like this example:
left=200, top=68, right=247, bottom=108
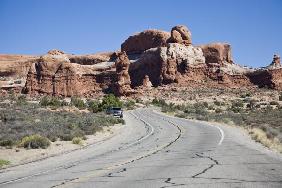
left=106, top=107, right=123, bottom=118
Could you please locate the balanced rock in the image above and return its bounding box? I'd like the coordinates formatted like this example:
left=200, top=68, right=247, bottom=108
left=169, top=25, right=192, bottom=46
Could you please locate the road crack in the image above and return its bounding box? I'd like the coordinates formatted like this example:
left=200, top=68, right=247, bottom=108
left=191, top=153, right=219, bottom=178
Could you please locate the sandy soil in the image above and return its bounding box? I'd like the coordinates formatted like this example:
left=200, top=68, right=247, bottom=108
left=0, top=124, right=124, bottom=168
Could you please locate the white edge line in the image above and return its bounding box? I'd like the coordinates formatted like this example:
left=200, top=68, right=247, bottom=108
left=214, top=125, right=225, bottom=145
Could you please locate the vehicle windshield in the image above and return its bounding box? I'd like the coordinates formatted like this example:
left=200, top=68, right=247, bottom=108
left=112, top=107, right=121, bottom=111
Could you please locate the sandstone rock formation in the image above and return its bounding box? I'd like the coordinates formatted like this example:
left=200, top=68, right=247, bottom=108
left=0, top=54, right=38, bottom=92
left=129, top=43, right=206, bottom=86
left=169, top=25, right=192, bottom=46
left=142, top=75, right=152, bottom=88
left=248, top=54, right=282, bottom=90
left=113, top=51, right=132, bottom=96
left=267, top=54, right=281, bottom=69
left=121, top=30, right=170, bottom=54
left=68, top=52, right=116, bottom=65
left=199, top=43, right=233, bottom=65
left=24, top=50, right=116, bottom=97
left=1, top=25, right=282, bottom=97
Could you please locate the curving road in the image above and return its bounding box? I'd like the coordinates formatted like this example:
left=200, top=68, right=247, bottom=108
left=0, top=108, right=282, bottom=188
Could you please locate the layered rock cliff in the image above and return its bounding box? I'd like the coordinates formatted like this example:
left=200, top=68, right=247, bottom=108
left=1, top=25, right=281, bottom=97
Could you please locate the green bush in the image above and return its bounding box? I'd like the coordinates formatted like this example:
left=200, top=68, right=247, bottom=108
left=71, top=97, right=86, bottom=110
left=0, top=140, right=14, bottom=148
left=72, top=137, right=83, bottom=145
left=40, top=96, right=62, bottom=107
left=87, top=100, right=101, bottom=113
left=101, top=94, right=123, bottom=110
left=152, top=98, right=167, bottom=107
left=19, top=135, right=51, bottom=149
left=0, top=159, right=10, bottom=168
left=124, top=100, right=135, bottom=110
left=16, top=95, right=27, bottom=105
left=214, top=100, right=224, bottom=106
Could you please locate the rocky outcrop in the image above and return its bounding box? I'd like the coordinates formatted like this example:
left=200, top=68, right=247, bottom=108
left=267, top=54, right=281, bottom=69
left=0, top=54, right=38, bottom=92
left=24, top=50, right=116, bottom=97
left=200, top=43, right=233, bottom=65
left=113, top=51, right=132, bottom=96
left=169, top=25, right=192, bottom=46
left=1, top=25, right=282, bottom=97
left=68, top=52, right=116, bottom=65
left=248, top=54, right=282, bottom=90
left=121, top=30, right=170, bottom=54
left=129, top=43, right=205, bottom=87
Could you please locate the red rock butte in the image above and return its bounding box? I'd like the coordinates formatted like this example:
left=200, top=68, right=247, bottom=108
left=0, top=25, right=281, bottom=97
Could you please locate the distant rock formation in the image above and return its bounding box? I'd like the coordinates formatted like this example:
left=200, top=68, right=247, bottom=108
left=121, top=30, right=170, bottom=54
left=113, top=51, right=132, bottom=96
left=199, top=43, right=233, bottom=65
left=267, top=54, right=281, bottom=69
left=169, top=25, right=192, bottom=46
left=24, top=50, right=116, bottom=97
left=1, top=25, right=281, bottom=96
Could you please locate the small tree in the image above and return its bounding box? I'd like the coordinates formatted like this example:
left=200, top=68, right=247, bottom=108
left=100, top=94, right=123, bottom=110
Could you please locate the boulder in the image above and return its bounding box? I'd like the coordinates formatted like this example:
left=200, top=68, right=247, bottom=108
left=121, top=30, right=170, bottom=54
left=200, top=43, right=233, bottom=65
left=142, top=75, right=152, bottom=88
left=169, top=25, right=192, bottom=46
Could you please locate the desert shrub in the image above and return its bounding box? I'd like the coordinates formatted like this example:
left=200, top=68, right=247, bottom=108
left=0, top=140, right=15, bottom=148
left=87, top=100, right=101, bottom=113
left=269, top=101, right=279, bottom=106
left=19, top=135, right=51, bottom=149
left=71, top=97, right=86, bottom=110
left=16, top=95, right=27, bottom=105
left=0, top=159, right=10, bottom=168
left=240, top=93, right=251, bottom=98
left=214, top=100, right=224, bottom=106
left=101, top=94, right=123, bottom=110
left=215, top=108, right=223, bottom=113
left=124, top=100, right=135, bottom=110
left=279, top=93, right=282, bottom=101
left=175, top=113, right=186, bottom=118
left=152, top=98, right=167, bottom=107
left=40, top=96, right=62, bottom=107
left=72, top=137, right=83, bottom=145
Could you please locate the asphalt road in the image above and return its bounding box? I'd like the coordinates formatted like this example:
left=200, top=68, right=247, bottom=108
left=0, top=108, right=282, bottom=188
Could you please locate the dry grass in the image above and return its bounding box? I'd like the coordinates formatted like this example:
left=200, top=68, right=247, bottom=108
left=249, top=128, right=282, bottom=153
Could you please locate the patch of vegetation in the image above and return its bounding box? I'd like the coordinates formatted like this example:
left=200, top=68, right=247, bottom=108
left=19, top=135, right=51, bottom=149
left=0, top=159, right=10, bottom=168
left=39, top=96, right=63, bottom=108
left=71, top=97, right=86, bottom=110
left=0, top=98, right=124, bottom=149
left=72, top=137, right=83, bottom=145
left=123, top=100, right=136, bottom=110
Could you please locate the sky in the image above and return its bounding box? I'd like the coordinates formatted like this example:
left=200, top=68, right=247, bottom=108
left=0, top=0, right=281, bottom=67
